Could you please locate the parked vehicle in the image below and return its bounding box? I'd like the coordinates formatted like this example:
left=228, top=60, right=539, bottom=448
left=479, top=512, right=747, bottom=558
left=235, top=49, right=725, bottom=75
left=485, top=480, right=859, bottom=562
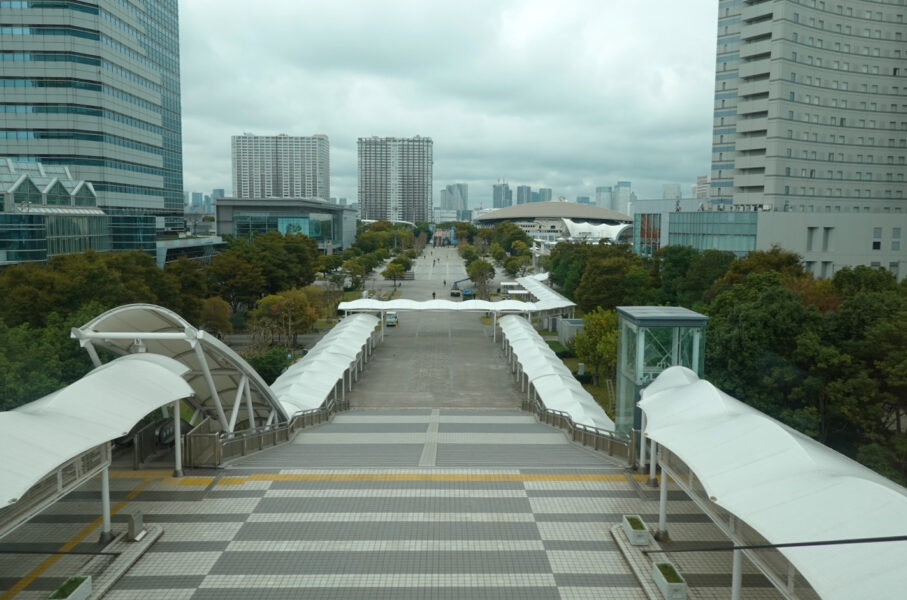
left=385, top=311, right=399, bottom=327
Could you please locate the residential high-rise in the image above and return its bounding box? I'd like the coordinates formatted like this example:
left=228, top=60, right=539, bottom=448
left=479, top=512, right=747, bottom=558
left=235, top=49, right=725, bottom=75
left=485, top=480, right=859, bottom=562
left=662, top=184, right=682, bottom=200
left=492, top=182, right=512, bottom=208
left=0, top=0, right=184, bottom=231
left=711, top=0, right=906, bottom=209
left=358, top=136, right=433, bottom=222
left=538, top=188, right=553, bottom=203
left=441, top=183, right=468, bottom=211
left=516, top=185, right=532, bottom=205
left=232, top=134, right=330, bottom=201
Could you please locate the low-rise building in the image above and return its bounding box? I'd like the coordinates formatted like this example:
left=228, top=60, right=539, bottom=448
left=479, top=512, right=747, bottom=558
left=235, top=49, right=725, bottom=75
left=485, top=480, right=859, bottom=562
left=0, top=160, right=155, bottom=265
left=634, top=204, right=906, bottom=281
left=214, top=197, right=356, bottom=253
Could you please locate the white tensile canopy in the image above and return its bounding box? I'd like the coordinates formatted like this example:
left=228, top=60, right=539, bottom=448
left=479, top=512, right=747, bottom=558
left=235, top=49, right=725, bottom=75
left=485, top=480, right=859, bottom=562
left=271, top=314, right=378, bottom=414
left=639, top=366, right=907, bottom=600
left=0, top=354, right=193, bottom=506
left=499, top=315, right=614, bottom=432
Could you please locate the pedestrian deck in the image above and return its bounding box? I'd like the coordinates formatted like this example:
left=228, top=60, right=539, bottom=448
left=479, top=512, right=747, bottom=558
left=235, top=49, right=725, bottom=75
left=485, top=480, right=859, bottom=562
left=0, top=247, right=783, bottom=599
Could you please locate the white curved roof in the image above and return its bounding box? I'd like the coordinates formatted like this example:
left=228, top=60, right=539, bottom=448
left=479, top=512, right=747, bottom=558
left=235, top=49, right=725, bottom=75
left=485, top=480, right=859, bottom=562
left=72, top=304, right=288, bottom=430
left=272, top=314, right=378, bottom=413
left=562, top=219, right=631, bottom=241
left=0, top=354, right=193, bottom=505
left=473, top=201, right=631, bottom=223
left=339, top=274, right=573, bottom=314
left=500, top=315, right=614, bottom=431
left=639, top=367, right=907, bottom=600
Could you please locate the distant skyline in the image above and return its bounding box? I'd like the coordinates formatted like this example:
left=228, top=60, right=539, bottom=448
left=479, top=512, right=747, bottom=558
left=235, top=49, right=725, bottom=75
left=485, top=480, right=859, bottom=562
left=180, top=1, right=717, bottom=207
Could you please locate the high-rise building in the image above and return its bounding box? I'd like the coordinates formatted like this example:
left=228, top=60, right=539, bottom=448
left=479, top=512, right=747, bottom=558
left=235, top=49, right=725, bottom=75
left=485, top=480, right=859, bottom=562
left=531, top=191, right=540, bottom=203
left=0, top=0, right=184, bottom=231
left=358, top=136, right=433, bottom=222
left=695, top=176, right=709, bottom=200
left=232, top=134, right=330, bottom=201
left=492, top=182, right=512, bottom=208
left=440, top=183, right=468, bottom=211
left=595, top=186, right=613, bottom=208
left=516, top=185, right=532, bottom=205
left=576, top=196, right=591, bottom=204
left=212, top=189, right=225, bottom=201
left=538, top=188, right=553, bottom=203
left=711, top=0, right=906, bottom=209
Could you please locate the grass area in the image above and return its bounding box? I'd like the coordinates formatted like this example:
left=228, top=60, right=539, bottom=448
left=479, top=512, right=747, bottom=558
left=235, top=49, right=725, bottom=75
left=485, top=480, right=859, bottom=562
left=546, top=340, right=568, bottom=354
left=179, top=400, right=195, bottom=424
left=480, top=315, right=492, bottom=326
left=626, top=516, right=645, bottom=530
left=583, top=382, right=615, bottom=419
left=536, top=330, right=556, bottom=337
left=562, top=357, right=579, bottom=371
left=341, top=290, right=362, bottom=302
left=656, top=563, right=684, bottom=584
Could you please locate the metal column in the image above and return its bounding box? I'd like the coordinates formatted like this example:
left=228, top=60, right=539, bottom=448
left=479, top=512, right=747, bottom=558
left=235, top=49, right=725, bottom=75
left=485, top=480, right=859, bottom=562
left=99, top=466, right=112, bottom=543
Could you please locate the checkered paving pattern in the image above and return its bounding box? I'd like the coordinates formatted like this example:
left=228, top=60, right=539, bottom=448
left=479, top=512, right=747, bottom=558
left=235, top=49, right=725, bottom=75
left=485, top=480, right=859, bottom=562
left=1, top=411, right=782, bottom=599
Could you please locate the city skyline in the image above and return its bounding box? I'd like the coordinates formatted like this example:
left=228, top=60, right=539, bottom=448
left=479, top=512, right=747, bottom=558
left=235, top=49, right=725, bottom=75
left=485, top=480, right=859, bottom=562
left=179, top=1, right=718, bottom=207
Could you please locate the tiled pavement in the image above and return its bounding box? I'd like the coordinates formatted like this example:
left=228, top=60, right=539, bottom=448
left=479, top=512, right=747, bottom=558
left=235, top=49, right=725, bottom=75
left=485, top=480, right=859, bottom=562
left=1, top=411, right=782, bottom=599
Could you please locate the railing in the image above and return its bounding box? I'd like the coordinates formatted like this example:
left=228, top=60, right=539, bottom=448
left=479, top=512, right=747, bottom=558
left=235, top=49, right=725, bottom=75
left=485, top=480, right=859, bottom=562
left=0, top=444, right=110, bottom=539
left=132, top=420, right=162, bottom=470
left=522, top=397, right=633, bottom=465
left=183, top=396, right=351, bottom=468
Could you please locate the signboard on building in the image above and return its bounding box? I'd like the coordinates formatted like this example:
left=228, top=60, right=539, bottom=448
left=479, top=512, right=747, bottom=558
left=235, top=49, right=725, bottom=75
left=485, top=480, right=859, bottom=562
left=278, top=217, right=310, bottom=236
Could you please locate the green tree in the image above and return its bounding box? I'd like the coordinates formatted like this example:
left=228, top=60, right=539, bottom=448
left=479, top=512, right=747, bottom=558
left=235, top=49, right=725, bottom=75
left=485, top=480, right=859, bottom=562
left=200, top=297, right=233, bottom=337
left=466, top=259, right=495, bottom=299
left=244, top=346, right=293, bottom=384
left=251, top=289, right=317, bottom=348
left=574, top=256, right=653, bottom=312
left=206, top=251, right=266, bottom=311
left=165, top=256, right=208, bottom=324
left=572, top=308, right=619, bottom=386
left=382, top=262, right=406, bottom=287
left=341, top=259, right=365, bottom=290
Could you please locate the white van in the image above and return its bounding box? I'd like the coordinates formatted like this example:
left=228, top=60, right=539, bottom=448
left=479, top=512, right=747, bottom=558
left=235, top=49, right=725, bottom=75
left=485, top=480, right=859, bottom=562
left=385, top=312, right=398, bottom=327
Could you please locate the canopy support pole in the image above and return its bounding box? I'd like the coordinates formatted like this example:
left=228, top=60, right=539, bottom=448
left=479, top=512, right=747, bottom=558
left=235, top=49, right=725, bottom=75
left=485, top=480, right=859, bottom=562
left=656, top=462, right=669, bottom=541
left=493, top=311, right=497, bottom=342
left=638, top=412, right=647, bottom=473
left=99, top=466, right=113, bottom=543
left=731, top=549, right=743, bottom=600
left=244, top=379, right=256, bottom=433
left=381, top=311, right=385, bottom=341
left=194, top=343, right=230, bottom=432
left=173, top=400, right=183, bottom=477
left=648, top=439, right=658, bottom=487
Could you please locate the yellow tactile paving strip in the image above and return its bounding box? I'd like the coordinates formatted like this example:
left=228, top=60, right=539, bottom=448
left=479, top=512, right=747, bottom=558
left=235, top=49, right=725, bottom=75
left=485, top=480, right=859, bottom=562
left=0, top=477, right=154, bottom=600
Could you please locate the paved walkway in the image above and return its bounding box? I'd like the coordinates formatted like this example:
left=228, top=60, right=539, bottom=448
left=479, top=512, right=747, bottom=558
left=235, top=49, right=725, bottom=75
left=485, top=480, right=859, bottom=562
left=0, top=247, right=783, bottom=599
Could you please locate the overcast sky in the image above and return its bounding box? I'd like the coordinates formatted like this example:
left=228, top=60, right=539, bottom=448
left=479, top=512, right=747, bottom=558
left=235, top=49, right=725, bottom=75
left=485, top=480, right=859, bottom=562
left=180, top=0, right=718, bottom=207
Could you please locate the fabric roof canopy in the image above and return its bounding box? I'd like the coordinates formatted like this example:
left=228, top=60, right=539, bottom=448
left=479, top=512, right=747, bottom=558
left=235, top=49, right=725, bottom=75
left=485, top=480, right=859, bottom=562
left=72, top=304, right=287, bottom=431
left=271, top=314, right=378, bottom=414
left=499, top=315, right=614, bottom=431
left=0, top=354, right=193, bottom=505
left=639, top=367, right=907, bottom=600
left=339, top=274, right=574, bottom=313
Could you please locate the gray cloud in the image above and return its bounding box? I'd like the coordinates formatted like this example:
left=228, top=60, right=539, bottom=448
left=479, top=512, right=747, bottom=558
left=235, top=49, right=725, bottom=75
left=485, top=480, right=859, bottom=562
left=180, top=0, right=717, bottom=206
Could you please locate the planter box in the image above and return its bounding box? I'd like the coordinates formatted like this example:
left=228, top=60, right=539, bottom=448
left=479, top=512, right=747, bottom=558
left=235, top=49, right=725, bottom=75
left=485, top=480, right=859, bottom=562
left=49, top=575, right=92, bottom=600
left=621, top=514, right=650, bottom=546
left=652, top=562, right=686, bottom=600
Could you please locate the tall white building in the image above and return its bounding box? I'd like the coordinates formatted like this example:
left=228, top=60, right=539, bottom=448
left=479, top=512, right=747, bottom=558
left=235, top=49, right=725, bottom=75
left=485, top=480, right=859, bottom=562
left=711, top=0, right=906, bottom=210
left=358, top=136, right=433, bottom=222
left=232, top=134, right=330, bottom=200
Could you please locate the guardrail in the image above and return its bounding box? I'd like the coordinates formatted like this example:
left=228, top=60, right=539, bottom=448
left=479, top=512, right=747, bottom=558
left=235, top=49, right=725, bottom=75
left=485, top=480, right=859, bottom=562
left=522, top=397, right=634, bottom=465
left=182, top=396, right=350, bottom=468
left=0, top=444, right=110, bottom=539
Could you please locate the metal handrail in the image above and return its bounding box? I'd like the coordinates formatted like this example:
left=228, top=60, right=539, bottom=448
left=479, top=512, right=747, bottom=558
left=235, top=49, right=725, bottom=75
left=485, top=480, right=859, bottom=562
left=523, top=396, right=632, bottom=464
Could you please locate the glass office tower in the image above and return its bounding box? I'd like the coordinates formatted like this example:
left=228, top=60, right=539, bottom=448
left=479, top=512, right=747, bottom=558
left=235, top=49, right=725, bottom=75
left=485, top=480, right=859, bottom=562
left=0, top=0, right=184, bottom=232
